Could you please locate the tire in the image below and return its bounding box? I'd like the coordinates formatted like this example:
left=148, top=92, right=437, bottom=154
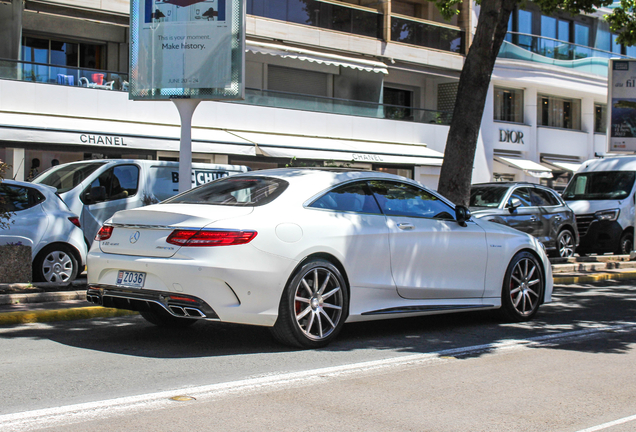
left=271, top=259, right=349, bottom=349
left=33, top=244, right=78, bottom=284
left=616, top=232, right=633, bottom=255
left=499, top=251, right=544, bottom=322
left=139, top=308, right=197, bottom=328
left=555, top=229, right=576, bottom=258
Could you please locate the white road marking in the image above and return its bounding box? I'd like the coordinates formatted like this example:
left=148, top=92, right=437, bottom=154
left=576, top=414, right=636, bottom=431
left=1, top=323, right=635, bottom=431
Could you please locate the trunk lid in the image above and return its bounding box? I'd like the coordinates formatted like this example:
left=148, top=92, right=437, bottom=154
left=99, top=204, right=253, bottom=257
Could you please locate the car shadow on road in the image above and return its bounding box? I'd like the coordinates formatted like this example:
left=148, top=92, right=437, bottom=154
left=0, top=280, right=635, bottom=359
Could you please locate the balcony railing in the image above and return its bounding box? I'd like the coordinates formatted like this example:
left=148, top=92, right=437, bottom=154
left=247, top=0, right=382, bottom=39
left=391, top=15, right=464, bottom=54
left=233, top=88, right=453, bottom=125
left=0, top=58, right=129, bottom=91
left=499, top=33, right=635, bottom=76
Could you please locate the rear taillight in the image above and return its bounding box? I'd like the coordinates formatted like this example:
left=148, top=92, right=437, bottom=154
left=166, top=229, right=257, bottom=247
left=68, top=217, right=81, bottom=228
left=95, top=225, right=114, bottom=241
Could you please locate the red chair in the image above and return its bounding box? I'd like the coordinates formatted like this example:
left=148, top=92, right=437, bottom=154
left=92, top=73, right=104, bottom=85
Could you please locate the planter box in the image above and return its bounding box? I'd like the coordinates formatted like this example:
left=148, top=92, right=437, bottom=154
left=0, top=245, right=32, bottom=283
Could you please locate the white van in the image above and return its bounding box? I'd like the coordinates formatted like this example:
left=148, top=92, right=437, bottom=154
left=562, top=156, right=636, bottom=255
left=32, top=159, right=249, bottom=245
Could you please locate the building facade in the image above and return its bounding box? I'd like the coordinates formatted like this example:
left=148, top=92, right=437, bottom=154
left=0, top=0, right=626, bottom=191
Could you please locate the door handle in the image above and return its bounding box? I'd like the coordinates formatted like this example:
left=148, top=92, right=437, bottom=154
left=397, top=223, right=415, bottom=231
left=554, top=216, right=562, bottom=221
left=530, top=216, right=538, bottom=221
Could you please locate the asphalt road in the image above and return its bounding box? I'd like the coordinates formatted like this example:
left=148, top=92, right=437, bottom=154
left=1, top=280, right=635, bottom=431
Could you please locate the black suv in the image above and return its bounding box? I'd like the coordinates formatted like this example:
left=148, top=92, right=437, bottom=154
left=470, top=182, right=579, bottom=257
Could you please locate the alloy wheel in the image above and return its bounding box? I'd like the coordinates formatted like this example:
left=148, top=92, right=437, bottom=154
left=509, top=257, right=541, bottom=316
left=558, top=231, right=575, bottom=257
left=293, top=267, right=344, bottom=341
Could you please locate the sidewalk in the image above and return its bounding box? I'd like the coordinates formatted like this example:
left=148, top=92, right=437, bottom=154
left=2, top=256, right=636, bottom=326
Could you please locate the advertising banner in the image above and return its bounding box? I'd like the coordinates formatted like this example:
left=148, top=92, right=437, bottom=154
left=609, top=59, right=636, bottom=152
left=129, top=0, right=244, bottom=100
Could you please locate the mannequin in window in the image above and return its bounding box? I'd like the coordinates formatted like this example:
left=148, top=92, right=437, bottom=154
left=27, top=158, right=40, bottom=181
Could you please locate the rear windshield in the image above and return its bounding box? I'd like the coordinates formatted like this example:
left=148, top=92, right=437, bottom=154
left=33, top=162, right=106, bottom=194
left=164, top=176, right=289, bottom=206
left=469, top=186, right=508, bottom=208
left=563, top=171, right=636, bottom=201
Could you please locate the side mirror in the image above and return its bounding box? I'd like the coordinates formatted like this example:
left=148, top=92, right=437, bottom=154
left=455, top=205, right=471, bottom=227
left=506, top=198, right=522, bottom=213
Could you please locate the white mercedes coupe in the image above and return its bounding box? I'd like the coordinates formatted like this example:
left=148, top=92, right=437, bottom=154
left=87, top=168, right=553, bottom=348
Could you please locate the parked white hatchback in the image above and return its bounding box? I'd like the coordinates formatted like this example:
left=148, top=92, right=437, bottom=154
left=0, top=180, right=87, bottom=284
left=87, top=168, right=553, bottom=348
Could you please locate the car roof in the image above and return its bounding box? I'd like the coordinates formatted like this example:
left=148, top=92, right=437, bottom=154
left=1, top=179, right=57, bottom=195
left=234, top=167, right=413, bottom=186
left=578, top=156, right=636, bottom=173
left=471, top=182, right=539, bottom=188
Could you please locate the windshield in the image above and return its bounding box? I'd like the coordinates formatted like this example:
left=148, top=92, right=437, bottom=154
left=32, top=162, right=106, bottom=194
left=562, top=171, right=636, bottom=201
left=469, top=186, right=508, bottom=208
left=164, top=176, right=289, bottom=206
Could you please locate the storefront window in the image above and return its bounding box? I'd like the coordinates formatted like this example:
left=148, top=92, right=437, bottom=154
left=384, top=88, right=413, bottom=120
left=21, top=36, right=105, bottom=70
left=494, top=87, right=524, bottom=123
left=538, top=94, right=581, bottom=130
left=595, top=104, right=607, bottom=134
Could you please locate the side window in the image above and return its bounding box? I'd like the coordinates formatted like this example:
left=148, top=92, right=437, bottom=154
left=510, top=187, right=532, bottom=207
left=369, top=180, right=455, bottom=220
left=0, top=185, right=44, bottom=212
left=309, top=181, right=381, bottom=214
left=531, top=187, right=560, bottom=206
left=86, top=165, right=139, bottom=203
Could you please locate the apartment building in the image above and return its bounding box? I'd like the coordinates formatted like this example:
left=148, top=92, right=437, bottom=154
left=0, top=0, right=627, bottom=190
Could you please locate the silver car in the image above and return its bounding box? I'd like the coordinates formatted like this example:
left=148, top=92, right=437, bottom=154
left=0, top=180, right=87, bottom=283
left=470, top=182, right=579, bottom=258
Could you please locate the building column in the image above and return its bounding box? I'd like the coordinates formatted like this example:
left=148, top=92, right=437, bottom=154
left=0, top=0, right=22, bottom=65
left=378, top=0, right=391, bottom=42
left=457, top=0, right=472, bottom=54
left=524, top=86, right=538, bottom=182
left=5, top=147, right=25, bottom=181
left=581, top=96, right=595, bottom=158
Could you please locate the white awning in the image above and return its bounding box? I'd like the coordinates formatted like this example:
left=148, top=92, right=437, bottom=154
left=0, top=112, right=442, bottom=166
left=246, top=40, right=389, bottom=74
left=0, top=112, right=256, bottom=156
left=494, top=156, right=553, bottom=178
left=229, top=131, right=444, bottom=166
left=542, top=160, right=582, bottom=172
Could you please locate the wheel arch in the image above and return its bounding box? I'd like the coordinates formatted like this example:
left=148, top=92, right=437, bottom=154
left=34, top=241, right=83, bottom=269
left=558, top=224, right=576, bottom=237
left=289, top=252, right=351, bottom=294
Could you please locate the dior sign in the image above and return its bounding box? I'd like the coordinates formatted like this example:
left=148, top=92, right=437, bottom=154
left=499, top=129, right=524, bottom=144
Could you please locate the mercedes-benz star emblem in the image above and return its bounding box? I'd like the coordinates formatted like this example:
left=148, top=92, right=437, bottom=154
left=130, top=231, right=141, bottom=244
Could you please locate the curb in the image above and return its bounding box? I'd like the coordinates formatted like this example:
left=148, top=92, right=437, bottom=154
left=0, top=306, right=137, bottom=326
left=553, top=271, right=636, bottom=285
left=0, top=290, right=86, bottom=306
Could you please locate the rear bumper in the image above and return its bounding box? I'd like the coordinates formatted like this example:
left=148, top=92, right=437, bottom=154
left=87, top=285, right=219, bottom=320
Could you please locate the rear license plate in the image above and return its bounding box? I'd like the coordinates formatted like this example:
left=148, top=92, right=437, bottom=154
left=116, top=270, right=146, bottom=288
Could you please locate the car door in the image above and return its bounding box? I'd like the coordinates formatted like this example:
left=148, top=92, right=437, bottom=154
left=0, top=184, right=48, bottom=250
left=307, top=180, right=394, bottom=292
left=368, top=180, right=488, bottom=300
left=80, top=164, right=141, bottom=242
left=499, top=186, right=540, bottom=237
left=530, top=186, right=566, bottom=246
